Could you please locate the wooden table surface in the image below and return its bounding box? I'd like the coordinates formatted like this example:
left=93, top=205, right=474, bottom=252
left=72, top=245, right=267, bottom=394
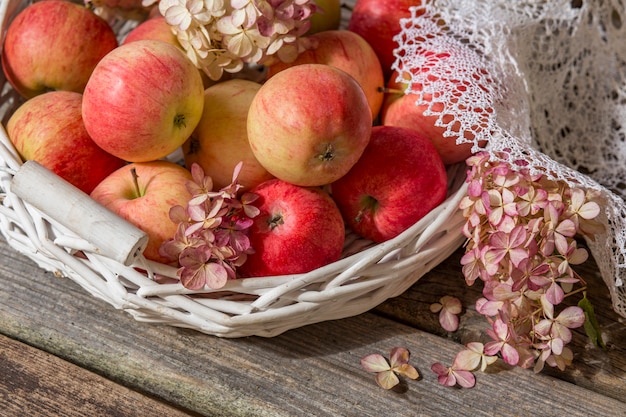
left=1, top=234, right=625, bottom=417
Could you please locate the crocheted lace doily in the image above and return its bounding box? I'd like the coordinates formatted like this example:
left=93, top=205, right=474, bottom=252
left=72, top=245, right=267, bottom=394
left=394, top=0, right=626, bottom=317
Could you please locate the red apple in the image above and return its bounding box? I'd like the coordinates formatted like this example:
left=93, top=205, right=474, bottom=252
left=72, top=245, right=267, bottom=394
left=82, top=39, right=205, bottom=162
left=247, top=64, right=372, bottom=187
left=307, top=0, right=342, bottom=35
left=237, top=179, right=345, bottom=277
left=331, top=125, right=447, bottom=243
left=182, top=79, right=274, bottom=191
left=267, top=29, right=385, bottom=119
left=1, top=0, right=118, bottom=99
left=381, top=51, right=493, bottom=165
left=90, top=160, right=193, bottom=263
left=347, top=0, right=423, bottom=80
left=6, top=91, right=126, bottom=194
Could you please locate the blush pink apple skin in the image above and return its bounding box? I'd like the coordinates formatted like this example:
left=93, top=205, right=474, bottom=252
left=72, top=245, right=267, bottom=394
left=381, top=66, right=491, bottom=165
left=237, top=179, right=345, bottom=278
left=347, top=0, right=423, bottom=80
left=82, top=40, right=205, bottom=162
left=267, top=30, right=385, bottom=119
left=121, top=17, right=216, bottom=89
left=331, top=125, right=447, bottom=243
left=247, top=64, right=372, bottom=187
left=183, top=79, right=274, bottom=191
left=6, top=91, right=126, bottom=194
left=122, top=16, right=180, bottom=46
left=90, top=161, right=193, bottom=263
left=1, top=0, right=118, bottom=99
left=306, top=0, right=342, bottom=35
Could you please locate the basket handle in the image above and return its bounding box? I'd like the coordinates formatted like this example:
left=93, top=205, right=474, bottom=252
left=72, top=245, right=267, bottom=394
left=10, top=160, right=148, bottom=266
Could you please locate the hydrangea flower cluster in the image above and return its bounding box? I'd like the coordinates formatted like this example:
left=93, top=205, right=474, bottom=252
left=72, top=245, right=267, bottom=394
left=143, top=0, right=318, bottom=80
left=456, top=151, right=604, bottom=374
left=159, top=162, right=260, bottom=290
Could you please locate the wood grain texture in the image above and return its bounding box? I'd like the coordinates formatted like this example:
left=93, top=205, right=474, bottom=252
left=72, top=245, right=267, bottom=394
left=1, top=237, right=625, bottom=417
left=0, top=334, right=198, bottom=417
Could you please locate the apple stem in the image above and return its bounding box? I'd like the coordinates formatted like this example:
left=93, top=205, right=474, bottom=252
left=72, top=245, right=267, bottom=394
left=355, top=195, right=379, bottom=223
left=131, top=167, right=142, bottom=197
left=377, top=86, right=405, bottom=96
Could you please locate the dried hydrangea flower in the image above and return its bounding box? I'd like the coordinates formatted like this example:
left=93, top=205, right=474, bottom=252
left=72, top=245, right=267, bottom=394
left=361, top=347, right=419, bottom=390
left=145, top=0, right=318, bottom=80
left=159, top=162, right=259, bottom=290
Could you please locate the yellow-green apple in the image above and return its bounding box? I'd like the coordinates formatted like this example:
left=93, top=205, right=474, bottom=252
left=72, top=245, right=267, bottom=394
left=1, top=0, right=118, bottom=99
left=237, top=179, right=345, bottom=277
left=381, top=61, right=493, bottom=165
left=267, top=29, right=385, bottom=119
left=247, top=64, right=372, bottom=187
left=307, top=0, right=342, bottom=35
left=182, top=79, right=274, bottom=191
left=90, top=160, right=193, bottom=263
left=331, top=125, right=447, bottom=242
left=6, top=91, right=126, bottom=194
left=82, top=40, right=205, bottom=162
left=347, top=0, right=423, bottom=80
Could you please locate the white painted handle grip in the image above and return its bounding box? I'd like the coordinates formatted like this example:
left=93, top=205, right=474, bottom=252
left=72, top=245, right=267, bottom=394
left=11, top=161, right=149, bottom=266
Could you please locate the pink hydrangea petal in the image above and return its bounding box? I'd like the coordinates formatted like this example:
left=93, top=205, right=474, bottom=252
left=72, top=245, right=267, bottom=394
left=440, top=310, right=460, bottom=332
left=453, top=349, right=481, bottom=371
left=556, top=306, right=586, bottom=328
left=360, top=354, right=390, bottom=373
left=375, top=370, right=400, bottom=390
left=453, top=369, right=476, bottom=388
left=389, top=347, right=410, bottom=367
left=501, top=343, right=520, bottom=366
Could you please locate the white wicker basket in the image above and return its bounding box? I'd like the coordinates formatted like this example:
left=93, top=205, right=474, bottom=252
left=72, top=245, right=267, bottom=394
left=0, top=0, right=469, bottom=337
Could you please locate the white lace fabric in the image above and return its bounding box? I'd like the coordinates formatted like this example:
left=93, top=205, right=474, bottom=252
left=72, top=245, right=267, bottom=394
left=394, top=0, right=626, bottom=317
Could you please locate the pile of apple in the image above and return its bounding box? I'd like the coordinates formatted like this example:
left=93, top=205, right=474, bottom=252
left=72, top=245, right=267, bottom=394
left=2, top=0, right=475, bottom=279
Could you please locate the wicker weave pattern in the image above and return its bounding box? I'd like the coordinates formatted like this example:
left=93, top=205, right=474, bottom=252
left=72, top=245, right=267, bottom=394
left=0, top=0, right=468, bottom=337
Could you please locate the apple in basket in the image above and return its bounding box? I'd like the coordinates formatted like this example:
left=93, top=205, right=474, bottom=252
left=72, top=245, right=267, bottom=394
left=82, top=39, right=205, bottom=162
left=121, top=16, right=217, bottom=89
left=247, top=64, right=372, bottom=187
left=347, top=0, right=423, bottom=80
left=266, top=30, right=386, bottom=119
left=237, top=179, right=345, bottom=278
left=1, top=0, right=118, bottom=99
left=306, top=0, right=342, bottom=35
left=182, top=79, right=275, bottom=191
left=380, top=59, right=494, bottom=165
left=6, top=91, right=126, bottom=194
left=331, top=125, right=447, bottom=243
left=90, top=161, right=193, bottom=263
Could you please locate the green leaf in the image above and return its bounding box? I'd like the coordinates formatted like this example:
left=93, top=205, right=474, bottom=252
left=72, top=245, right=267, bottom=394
left=578, top=292, right=606, bottom=349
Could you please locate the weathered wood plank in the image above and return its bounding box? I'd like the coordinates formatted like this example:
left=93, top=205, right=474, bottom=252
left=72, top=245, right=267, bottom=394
left=0, top=334, right=197, bottom=417
left=1, top=237, right=625, bottom=417
left=375, top=245, right=626, bottom=403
